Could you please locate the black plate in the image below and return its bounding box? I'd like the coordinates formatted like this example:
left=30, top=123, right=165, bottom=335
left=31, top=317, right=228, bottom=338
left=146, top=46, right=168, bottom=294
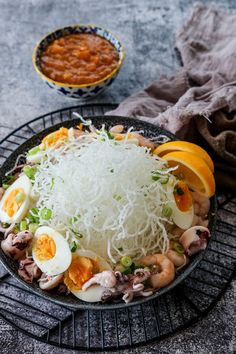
left=0, top=116, right=217, bottom=310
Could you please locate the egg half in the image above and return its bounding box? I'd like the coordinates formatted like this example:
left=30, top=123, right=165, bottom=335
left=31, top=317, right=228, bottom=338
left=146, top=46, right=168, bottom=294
left=0, top=174, right=32, bottom=223
left=26, top=127, right=70, bottom=164
left=169, top=181, right=194, bottom=230
left=64, top=249, right=111, bottom=302
left=32, top=226, right=72, bottom=276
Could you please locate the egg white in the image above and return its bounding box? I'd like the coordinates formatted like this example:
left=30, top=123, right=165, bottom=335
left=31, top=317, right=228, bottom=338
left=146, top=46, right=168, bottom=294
left=69, top=249, right=111, bottom=302
left=32, top=226, right=72, bottom=276
left=0, top=174, right=32, bottom=224
left=169, top=194, right=194, bottom=230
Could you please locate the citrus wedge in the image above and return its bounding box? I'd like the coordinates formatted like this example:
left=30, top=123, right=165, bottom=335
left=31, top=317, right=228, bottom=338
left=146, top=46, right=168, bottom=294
left=153, top=141, right=214, bottom=172
left=162, top=151, right=215, bottom=197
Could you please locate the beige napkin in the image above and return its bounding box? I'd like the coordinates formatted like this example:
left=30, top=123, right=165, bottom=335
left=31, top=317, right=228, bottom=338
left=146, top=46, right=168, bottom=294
left=107, top=4, right=236, bottom=190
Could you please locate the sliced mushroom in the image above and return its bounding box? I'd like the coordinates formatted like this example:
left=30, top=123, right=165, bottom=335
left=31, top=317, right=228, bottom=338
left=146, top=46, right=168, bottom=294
left=180, top=226, right=210, bottom=256
left=39, top=273, right=64, bottom=290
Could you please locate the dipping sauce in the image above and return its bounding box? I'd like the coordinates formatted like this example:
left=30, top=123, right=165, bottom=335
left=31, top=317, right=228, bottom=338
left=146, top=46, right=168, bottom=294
left=40, top=33, right=120, bottom=85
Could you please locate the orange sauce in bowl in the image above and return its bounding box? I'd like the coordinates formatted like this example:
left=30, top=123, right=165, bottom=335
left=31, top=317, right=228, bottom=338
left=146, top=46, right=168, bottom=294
left=40, top=33, right=119, bottom=85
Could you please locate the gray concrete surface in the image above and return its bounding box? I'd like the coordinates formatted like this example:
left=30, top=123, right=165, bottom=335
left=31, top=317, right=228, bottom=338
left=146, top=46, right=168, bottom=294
left=0, top=0, right=235, bottom=353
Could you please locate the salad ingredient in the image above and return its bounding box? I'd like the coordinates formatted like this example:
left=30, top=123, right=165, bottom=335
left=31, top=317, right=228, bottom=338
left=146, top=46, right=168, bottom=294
left=18, top=258, right=41, bottom=283
left=32, top=226, right=72, bottom=276
left=39, top=273, right=64, bottom=290
left=139, top=254, right=175, bottom=289
left=1, top=231, right=33, bottom=260
left=0, top=175, right=32, bottom=223
left=162, top=151, right=215, bottom=197
left=180, top=226, right=210, bottom=256
left=154, top=141, right=214, bottom=172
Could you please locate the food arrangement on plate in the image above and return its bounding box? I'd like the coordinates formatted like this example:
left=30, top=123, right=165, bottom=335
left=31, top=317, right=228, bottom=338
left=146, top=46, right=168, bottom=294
left=0, top=114, right=216, bottom=304
left=32, top=25, right=124, bottom=99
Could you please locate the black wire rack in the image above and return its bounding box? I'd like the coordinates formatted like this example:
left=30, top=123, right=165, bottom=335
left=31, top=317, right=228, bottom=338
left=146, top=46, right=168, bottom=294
left=0, top=103, right=235, bottom=351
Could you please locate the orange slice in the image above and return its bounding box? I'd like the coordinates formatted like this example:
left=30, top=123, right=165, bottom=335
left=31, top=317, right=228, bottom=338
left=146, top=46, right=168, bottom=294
left=153, top=141, right=214, bottom=172
left=162, top=151, right=215, bottom=197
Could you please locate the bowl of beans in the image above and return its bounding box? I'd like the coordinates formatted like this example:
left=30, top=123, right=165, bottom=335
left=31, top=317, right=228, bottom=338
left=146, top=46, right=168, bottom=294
left=32, top=25, right=125, bottom=99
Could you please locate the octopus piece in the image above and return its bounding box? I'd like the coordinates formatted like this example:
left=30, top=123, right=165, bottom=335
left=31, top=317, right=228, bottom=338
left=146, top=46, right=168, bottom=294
left=1, top=231, right=33, bottom=260
left=39, top=273, right=64, bottom=290
left=180, top=226, right=210, bottom=256
left=122, top=283, right=153, bottom=303
left=82, top=270, right=117, bottom=290
left=131, top=268, right=151, bottom=285
left=139, top=254, right=175, bottom=289
left=100, top=270, right=153, bottom=303
left=18, top=258, right=41, bottom=283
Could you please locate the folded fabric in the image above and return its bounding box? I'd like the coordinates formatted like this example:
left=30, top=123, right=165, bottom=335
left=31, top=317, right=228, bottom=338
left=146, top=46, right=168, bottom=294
left=107, top=3, right=236, bottom=190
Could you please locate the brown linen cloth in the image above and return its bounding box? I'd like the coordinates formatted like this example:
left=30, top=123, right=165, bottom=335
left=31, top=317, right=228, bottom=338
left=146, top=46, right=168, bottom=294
left=107, top=4, right=236, bottom=190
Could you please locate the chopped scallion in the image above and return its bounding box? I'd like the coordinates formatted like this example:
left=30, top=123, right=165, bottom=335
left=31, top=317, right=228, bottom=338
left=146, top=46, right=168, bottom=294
left=28, top=223, right=38, bottom=233
left=40, top=207, right=52, bottom=220
left=70, top=241, right=77, bottom=252
left=162, top=206, right=173, bottom=217
left=121, top=256, right=132, bottom=268
left=23, top=166, right=37, bottom=180
left=173, top=242, right=185, bottom=254
left=20, top=220, right=27, bottom=231
left=28, top=146, right=41, bottom=156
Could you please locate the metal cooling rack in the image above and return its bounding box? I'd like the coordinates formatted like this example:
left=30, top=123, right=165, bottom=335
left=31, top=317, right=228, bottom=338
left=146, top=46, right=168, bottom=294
left=0, top=103, right=235, bottom=351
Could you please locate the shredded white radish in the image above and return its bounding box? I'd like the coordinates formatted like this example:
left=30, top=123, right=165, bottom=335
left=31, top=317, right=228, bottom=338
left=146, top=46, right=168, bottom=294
left=32, top=131, right=178, bottom=264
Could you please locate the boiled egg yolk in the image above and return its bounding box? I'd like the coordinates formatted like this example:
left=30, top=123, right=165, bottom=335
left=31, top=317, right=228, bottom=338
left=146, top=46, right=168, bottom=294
left=3, top=188, right=25, bottom=217
left=34, top=234, right=56, bottom=261
left=42, top=127, right=68, bottom=148
left=173, top=181, right=193, bottom=212
left=64, top=255, right=100, bottom=291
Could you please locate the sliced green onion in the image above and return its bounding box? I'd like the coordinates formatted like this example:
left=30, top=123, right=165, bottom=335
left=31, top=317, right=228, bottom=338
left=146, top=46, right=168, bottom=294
left=113, top=194, right=122, bottom=201
left=40, top=207, right=52, bottom=220
left=15, top=192, right=26, bottom=203
left=28, top=146, right=41, bottom=156
left=173, top=242, right=185, bottom=254
left=20, top=220, right=27, bottom=231
left=121, top=256, right=132, bottom=268
left=2, top=183, right=9, bottom=190
left=69, top=215, right=80, bottom=224
left=30, top=207, right=38, bottom=216
left=162, top=206, right=173, bottom=217
left=26, top=213, right=35, bottom=223
left=28, top=223, right=38, bottom=233
left=23, top=166, right=37, bottom=180
left=70, top=241, right=77, bottom=252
